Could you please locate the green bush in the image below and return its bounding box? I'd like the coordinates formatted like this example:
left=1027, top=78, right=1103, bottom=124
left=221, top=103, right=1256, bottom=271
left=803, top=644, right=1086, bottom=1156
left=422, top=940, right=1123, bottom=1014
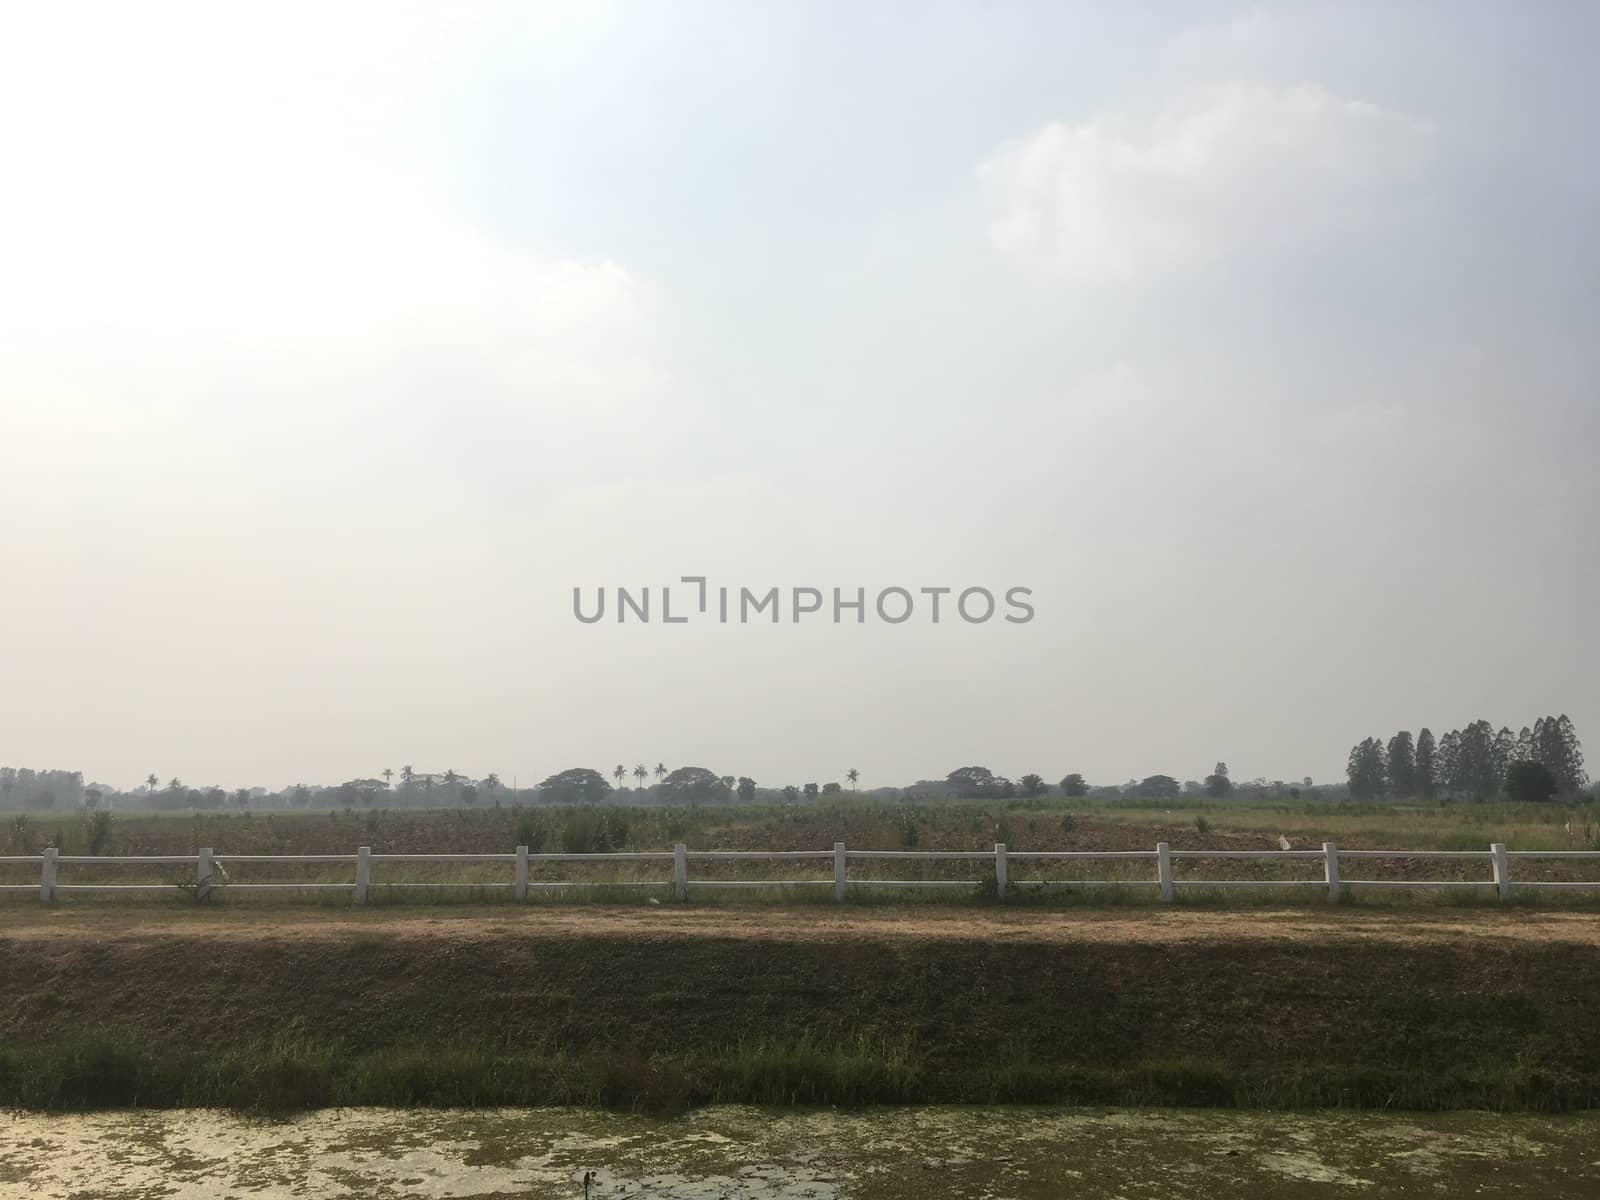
left=559, top=807, right=631, bottom=854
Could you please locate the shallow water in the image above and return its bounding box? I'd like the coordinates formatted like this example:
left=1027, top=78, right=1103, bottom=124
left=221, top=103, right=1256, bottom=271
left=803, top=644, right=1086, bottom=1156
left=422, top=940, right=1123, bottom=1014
left=3, top=1106, right=1598, bottom=1198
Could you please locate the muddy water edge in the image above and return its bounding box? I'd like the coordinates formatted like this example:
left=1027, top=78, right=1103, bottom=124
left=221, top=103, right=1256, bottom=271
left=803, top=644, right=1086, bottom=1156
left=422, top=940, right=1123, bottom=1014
left=4, top=1105, right=1599, bottom=1199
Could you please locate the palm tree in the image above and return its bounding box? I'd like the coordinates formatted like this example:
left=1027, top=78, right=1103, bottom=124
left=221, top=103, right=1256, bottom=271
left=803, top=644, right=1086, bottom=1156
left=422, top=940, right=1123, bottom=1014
left=634, top=763, right=648, bottom=789
left=613, top=764, right=626, bottom=789
left=847, top=768, right=860, bottom=792
left=382, top=768, right=393, bottom=787
left=145, top=773, right=158, bottom=794
left=442, top=769, right=460, bottom=787
left=400, top=765, right=415, bottom=789
left=168, top=777, right=183, bottom=792
left=483, top=773, right=501, bottom=803
left=655, top=762, right=667, bottom=784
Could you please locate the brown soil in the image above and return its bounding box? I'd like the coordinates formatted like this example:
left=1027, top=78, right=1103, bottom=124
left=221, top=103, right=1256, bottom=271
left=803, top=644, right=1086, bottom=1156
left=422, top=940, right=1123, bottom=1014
left=5, top=904, right=1599, bottom=947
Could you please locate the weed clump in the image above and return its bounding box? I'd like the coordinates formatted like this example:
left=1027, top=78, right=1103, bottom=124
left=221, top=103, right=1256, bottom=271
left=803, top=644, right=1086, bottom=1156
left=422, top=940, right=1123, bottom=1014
left=895, top=805, right=923, bottom=849
left=84, top=810, right=114, bottom=855
left=559, top=808, right=631, bottom=853
left=707, top=1036, right=920, bottom=1107
left=514, top=809, right=548, bottom=852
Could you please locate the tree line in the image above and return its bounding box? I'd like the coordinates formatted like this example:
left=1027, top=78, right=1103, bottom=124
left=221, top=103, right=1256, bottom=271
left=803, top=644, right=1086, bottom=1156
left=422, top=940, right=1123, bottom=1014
left=0, top=760, right=1333, bottom=812
left=1348, top=715, right=1586, bottom=803
left=535, top=762, right=1302, bottom=805
left=5, top=726, right=1592, bottom=814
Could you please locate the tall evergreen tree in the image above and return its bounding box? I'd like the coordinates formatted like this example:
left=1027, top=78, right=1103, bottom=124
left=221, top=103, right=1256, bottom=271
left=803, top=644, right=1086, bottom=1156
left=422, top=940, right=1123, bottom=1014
left=1414, top=728, right=1437, bottom=799
left=1532, top=714, right=1588, bottom=794
left=1558, top=714, right=1588, bottom=792
left=1346, top=737, right=1388, bottom=800
left=1453, top=720, right=1503, bottom=798
left=1387, top=731, right=1416, bottom=798
left=1437, top=729, right=1461, bottom=797
left=1494, top=727, right=1517, bottom=786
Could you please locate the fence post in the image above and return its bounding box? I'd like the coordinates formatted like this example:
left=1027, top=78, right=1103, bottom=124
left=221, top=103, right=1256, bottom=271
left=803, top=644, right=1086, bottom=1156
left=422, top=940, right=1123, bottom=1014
left=40, top=846, right=57, bottom=904
left=994, top=842, right=1007, bottom=900
left=515, top=845, right=529, bottom=901
left=1321, top=841, right=1342, bottom=903
left=673, top=843, right=688, bottom=901
left=1491, top=842, right=1510, bottom=902
left=354, top=845, right=370, bottom=905
left=1156, top=842, right=1173, bottom=903
left=197, top=847, right=213, bottom=903
left=834, top=842, right=847, bottom=902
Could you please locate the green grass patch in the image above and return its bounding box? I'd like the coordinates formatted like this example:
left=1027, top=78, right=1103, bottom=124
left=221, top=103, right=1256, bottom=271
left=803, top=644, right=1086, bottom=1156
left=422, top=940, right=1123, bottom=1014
left=5, top=1033, right=1594, bottom=1115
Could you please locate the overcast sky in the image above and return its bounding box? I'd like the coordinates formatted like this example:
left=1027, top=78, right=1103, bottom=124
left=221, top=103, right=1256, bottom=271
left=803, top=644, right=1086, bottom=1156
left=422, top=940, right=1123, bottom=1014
left=2, top=2, right=1596, bottom=791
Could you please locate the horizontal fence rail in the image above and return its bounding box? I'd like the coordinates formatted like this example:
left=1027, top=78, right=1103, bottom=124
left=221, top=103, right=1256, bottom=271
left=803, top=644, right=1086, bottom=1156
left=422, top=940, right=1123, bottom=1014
left=3, top=842, right=1599, bottom=905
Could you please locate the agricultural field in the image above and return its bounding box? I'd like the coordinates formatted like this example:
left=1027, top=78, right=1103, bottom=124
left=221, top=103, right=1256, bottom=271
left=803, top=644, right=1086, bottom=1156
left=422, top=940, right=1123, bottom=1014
left=3, top=794, right=1598, bottom=900
left=9, top=792, right=1599, bottom=856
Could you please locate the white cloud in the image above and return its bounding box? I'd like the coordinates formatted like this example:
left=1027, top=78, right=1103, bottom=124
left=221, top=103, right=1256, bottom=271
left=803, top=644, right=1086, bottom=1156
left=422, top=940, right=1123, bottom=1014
left=979, top=82, right=1431, bottom=282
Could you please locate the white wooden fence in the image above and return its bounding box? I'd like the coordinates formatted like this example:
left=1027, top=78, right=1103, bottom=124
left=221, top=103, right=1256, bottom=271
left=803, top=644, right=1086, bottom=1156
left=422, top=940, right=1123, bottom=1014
left=3, top=841, right=1599, bottom=904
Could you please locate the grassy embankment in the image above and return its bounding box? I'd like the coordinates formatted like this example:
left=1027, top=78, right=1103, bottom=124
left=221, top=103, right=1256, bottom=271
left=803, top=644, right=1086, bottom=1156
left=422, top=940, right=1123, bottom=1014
left=2, top=904, right=1598, bottom=1114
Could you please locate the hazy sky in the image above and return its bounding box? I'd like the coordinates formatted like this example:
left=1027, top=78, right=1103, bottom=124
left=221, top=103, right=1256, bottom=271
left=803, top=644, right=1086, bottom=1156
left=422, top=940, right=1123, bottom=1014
left=2, top=2, right=1596, bottom=791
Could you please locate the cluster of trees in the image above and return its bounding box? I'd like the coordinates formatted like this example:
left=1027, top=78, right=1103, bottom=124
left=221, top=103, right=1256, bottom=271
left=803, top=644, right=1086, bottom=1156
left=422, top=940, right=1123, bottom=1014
left=536, top=765, right=865, bottom=807
left=0, top=769, right=507, bottom=813
left=938, top=767, right=1050, bottom=799
left=929, top=763, right=1302, bottom=802
left=132, top=776, right=297, bottom=811
left=1348, top=716, right=1586, bottom=803
left=533, top=765, right=1101, bottom=807
left=0, top=768, right=86, bottom=811
left=386, top=766, right=503, bottom=806
left=96, top=768, right=512, bottom=811
left=614, top=764, right=862, bottom=801
left=1073, top=766, right=1318, bottom=802
left=930, top=767, right=1139, bottom=799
